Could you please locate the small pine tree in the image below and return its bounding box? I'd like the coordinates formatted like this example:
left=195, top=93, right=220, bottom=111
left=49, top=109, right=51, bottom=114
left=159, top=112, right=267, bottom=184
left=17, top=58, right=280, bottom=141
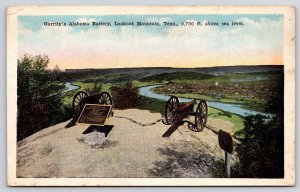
left=53, top=64, right=61, bottom=73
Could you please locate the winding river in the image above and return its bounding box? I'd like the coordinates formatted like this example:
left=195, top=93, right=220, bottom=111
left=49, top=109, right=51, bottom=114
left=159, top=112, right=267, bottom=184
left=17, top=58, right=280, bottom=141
left=139, top=85, right=272, bottom=117
left=64, top=82, right=80, bottom=92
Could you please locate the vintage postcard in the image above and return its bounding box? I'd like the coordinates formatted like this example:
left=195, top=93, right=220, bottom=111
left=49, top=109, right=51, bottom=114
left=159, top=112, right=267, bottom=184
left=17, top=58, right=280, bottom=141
left=7, top=6, right=295, bottom=186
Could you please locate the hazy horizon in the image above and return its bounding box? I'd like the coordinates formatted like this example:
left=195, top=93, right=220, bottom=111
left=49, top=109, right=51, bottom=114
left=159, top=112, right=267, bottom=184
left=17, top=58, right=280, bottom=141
left=62, top=64, right=283, bottom=70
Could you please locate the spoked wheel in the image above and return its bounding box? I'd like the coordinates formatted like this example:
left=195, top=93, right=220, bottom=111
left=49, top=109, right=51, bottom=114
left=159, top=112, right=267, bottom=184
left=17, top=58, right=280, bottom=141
left=98, top=92, right=113, bottom=105
left=72, top=91, right=89, bottom=117
left=164, top=96, right=179, bottom=125
left=193, top=100, right=208, bottom=132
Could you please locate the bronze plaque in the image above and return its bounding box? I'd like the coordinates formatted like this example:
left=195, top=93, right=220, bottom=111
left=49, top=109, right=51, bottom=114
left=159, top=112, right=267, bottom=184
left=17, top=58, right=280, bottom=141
left=77, top=104, right=112, bottom=125
left=218, top=129, right=234, bottom=154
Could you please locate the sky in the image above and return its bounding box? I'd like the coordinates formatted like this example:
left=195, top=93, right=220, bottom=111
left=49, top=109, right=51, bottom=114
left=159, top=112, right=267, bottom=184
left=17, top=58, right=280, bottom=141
left=18, top=14, right=283, bottom=70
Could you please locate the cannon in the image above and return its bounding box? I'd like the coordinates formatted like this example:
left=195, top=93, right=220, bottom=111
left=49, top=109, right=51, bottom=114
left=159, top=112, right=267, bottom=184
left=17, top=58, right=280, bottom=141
left=72, top=91, right=113, bottom=117
left=162, top=96, right=208, bottom=137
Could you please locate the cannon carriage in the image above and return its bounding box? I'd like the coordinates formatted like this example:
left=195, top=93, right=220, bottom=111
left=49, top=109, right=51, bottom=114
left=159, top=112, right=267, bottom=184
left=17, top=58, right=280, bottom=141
left=72, top=91, right=113, bottom=117
left=162, top=96, right=208, bottom=137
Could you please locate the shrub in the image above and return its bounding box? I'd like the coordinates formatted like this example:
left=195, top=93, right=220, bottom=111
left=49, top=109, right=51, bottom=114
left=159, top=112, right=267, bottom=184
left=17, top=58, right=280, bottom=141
left=110, top=81, right=140, bottom=109
left=84, top=82, right=102, bottom=95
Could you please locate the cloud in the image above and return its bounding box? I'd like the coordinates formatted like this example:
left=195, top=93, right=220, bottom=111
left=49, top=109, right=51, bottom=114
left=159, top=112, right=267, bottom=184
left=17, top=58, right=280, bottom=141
left=75, top=17, right=96, bottom=23
left=18, top=16, right=283, bottom=69
left=146, top=17, right=172, bottom=23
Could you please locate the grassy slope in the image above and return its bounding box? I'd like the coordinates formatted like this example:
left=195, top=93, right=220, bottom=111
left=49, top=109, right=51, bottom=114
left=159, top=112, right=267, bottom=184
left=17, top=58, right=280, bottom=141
left=208, top=107, right=244, bottom=137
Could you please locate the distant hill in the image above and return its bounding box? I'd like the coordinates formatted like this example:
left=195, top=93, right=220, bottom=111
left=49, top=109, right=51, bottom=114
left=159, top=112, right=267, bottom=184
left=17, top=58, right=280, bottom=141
left=139, top=71, right=214, bottom=82
left=62, top=65, right=283, bottom=82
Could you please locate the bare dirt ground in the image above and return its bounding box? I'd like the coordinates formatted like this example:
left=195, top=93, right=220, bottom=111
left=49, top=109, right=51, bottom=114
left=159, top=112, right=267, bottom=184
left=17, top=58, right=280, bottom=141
left=17, top=109, right=236, bottom=178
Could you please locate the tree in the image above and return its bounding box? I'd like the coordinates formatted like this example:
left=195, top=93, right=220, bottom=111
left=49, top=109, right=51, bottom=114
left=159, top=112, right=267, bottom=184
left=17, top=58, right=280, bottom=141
left=233, top=73, right=284, bottom=178
left=53, top=64, right=62, bottom=73
left=233, top=114, right=284, bottom=178
left=17, top=54, right=65, bottom=141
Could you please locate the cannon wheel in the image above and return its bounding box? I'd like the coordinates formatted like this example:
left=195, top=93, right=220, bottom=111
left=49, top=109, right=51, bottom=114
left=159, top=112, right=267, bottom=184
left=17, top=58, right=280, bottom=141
left=194, top=100, right=208, bottom=132
left=164, top=96, right=179, bottom=125
left=98, top=92, right=113, bottom=105
left=72, top=91, right=89, bottom=116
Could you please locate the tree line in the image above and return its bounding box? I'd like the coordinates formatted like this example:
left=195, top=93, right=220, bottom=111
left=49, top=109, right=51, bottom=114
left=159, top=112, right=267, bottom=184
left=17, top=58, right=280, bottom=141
left=17, top=54, right=71, bottom=141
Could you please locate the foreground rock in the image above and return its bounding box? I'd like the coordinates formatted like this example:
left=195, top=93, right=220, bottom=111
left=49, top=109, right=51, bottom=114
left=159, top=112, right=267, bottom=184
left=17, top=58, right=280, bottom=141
left=17, top=109, right=235, bottom=178
left=82, top=131, right=106, bottom=147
